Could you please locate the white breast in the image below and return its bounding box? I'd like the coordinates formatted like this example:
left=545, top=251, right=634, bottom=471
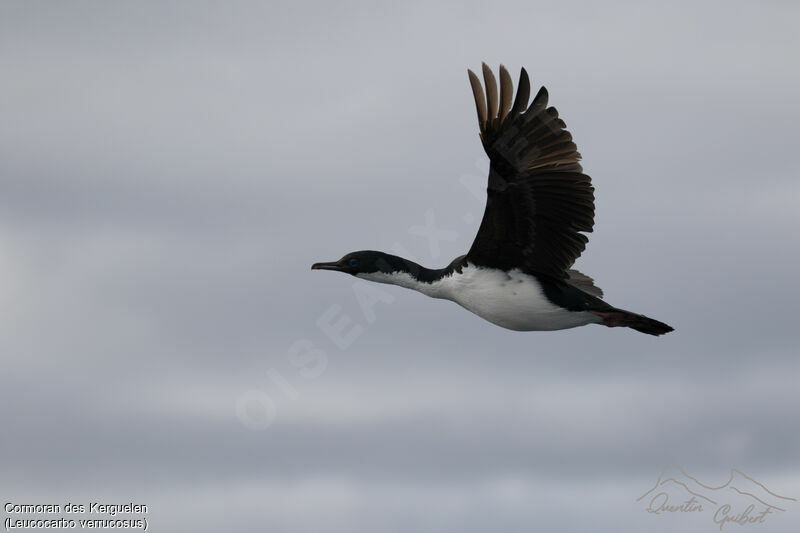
left=358, top=264, right=601, bottom=331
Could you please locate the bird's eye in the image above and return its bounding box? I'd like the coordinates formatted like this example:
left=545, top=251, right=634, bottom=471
left=348, top=258, right=359, bottom=267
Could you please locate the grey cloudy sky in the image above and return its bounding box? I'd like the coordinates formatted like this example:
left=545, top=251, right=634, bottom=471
left=1, top=1, right=799, bottom=532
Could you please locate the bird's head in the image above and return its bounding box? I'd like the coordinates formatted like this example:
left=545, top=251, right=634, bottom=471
left=311, top=251, right=411, bottom=278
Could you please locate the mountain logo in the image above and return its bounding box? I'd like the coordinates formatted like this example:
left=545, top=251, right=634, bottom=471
left=637, top=462, right=796, bottom=529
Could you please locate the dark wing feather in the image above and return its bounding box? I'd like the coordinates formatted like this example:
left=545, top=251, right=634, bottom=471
left=482, top=63, right=499, bottom=128
left=566, top=269, right=603, bottom=298
left=465, top=63, right=594, bottom=279
left=498, top=65, right=513, bottom=126
left=467, top=70, right=487, bottom=129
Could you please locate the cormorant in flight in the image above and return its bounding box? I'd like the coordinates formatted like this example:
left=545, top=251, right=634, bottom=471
left=313, top=64, right=673, bottom=336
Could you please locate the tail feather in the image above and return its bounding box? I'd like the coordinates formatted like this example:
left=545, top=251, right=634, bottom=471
left=589, top=309, right=674, bottom=336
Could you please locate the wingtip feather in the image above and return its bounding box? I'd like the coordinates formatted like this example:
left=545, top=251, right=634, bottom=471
left=498, top=64, right=513, bottom=122
left=510, top=67, right=531, bottom=117
left=481, top=62, right=499, bottom=124
left=467, top=69, right=488, bottom=131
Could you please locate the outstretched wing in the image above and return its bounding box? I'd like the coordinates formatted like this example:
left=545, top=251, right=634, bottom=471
left=465, top=63, right=594, bottom=280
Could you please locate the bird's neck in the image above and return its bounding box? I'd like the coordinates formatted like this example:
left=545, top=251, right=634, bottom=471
left=355, top=254, right=467, bottom=298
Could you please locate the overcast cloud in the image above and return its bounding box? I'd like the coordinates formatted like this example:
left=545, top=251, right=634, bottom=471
left=1, top=1, right=799, bottom=532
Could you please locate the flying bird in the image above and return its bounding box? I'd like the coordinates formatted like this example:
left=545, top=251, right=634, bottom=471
left=312, top=64, right=673, bottom=336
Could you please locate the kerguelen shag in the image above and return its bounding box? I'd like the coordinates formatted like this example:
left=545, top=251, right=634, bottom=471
left=312, top=64, right=673, bottom=336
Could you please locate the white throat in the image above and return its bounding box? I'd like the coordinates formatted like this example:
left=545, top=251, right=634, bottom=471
left=355, top=271, right=449, bottom=299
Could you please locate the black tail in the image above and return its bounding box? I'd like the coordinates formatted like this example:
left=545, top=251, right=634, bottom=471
left=590, top=309, right=674, bottom=336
